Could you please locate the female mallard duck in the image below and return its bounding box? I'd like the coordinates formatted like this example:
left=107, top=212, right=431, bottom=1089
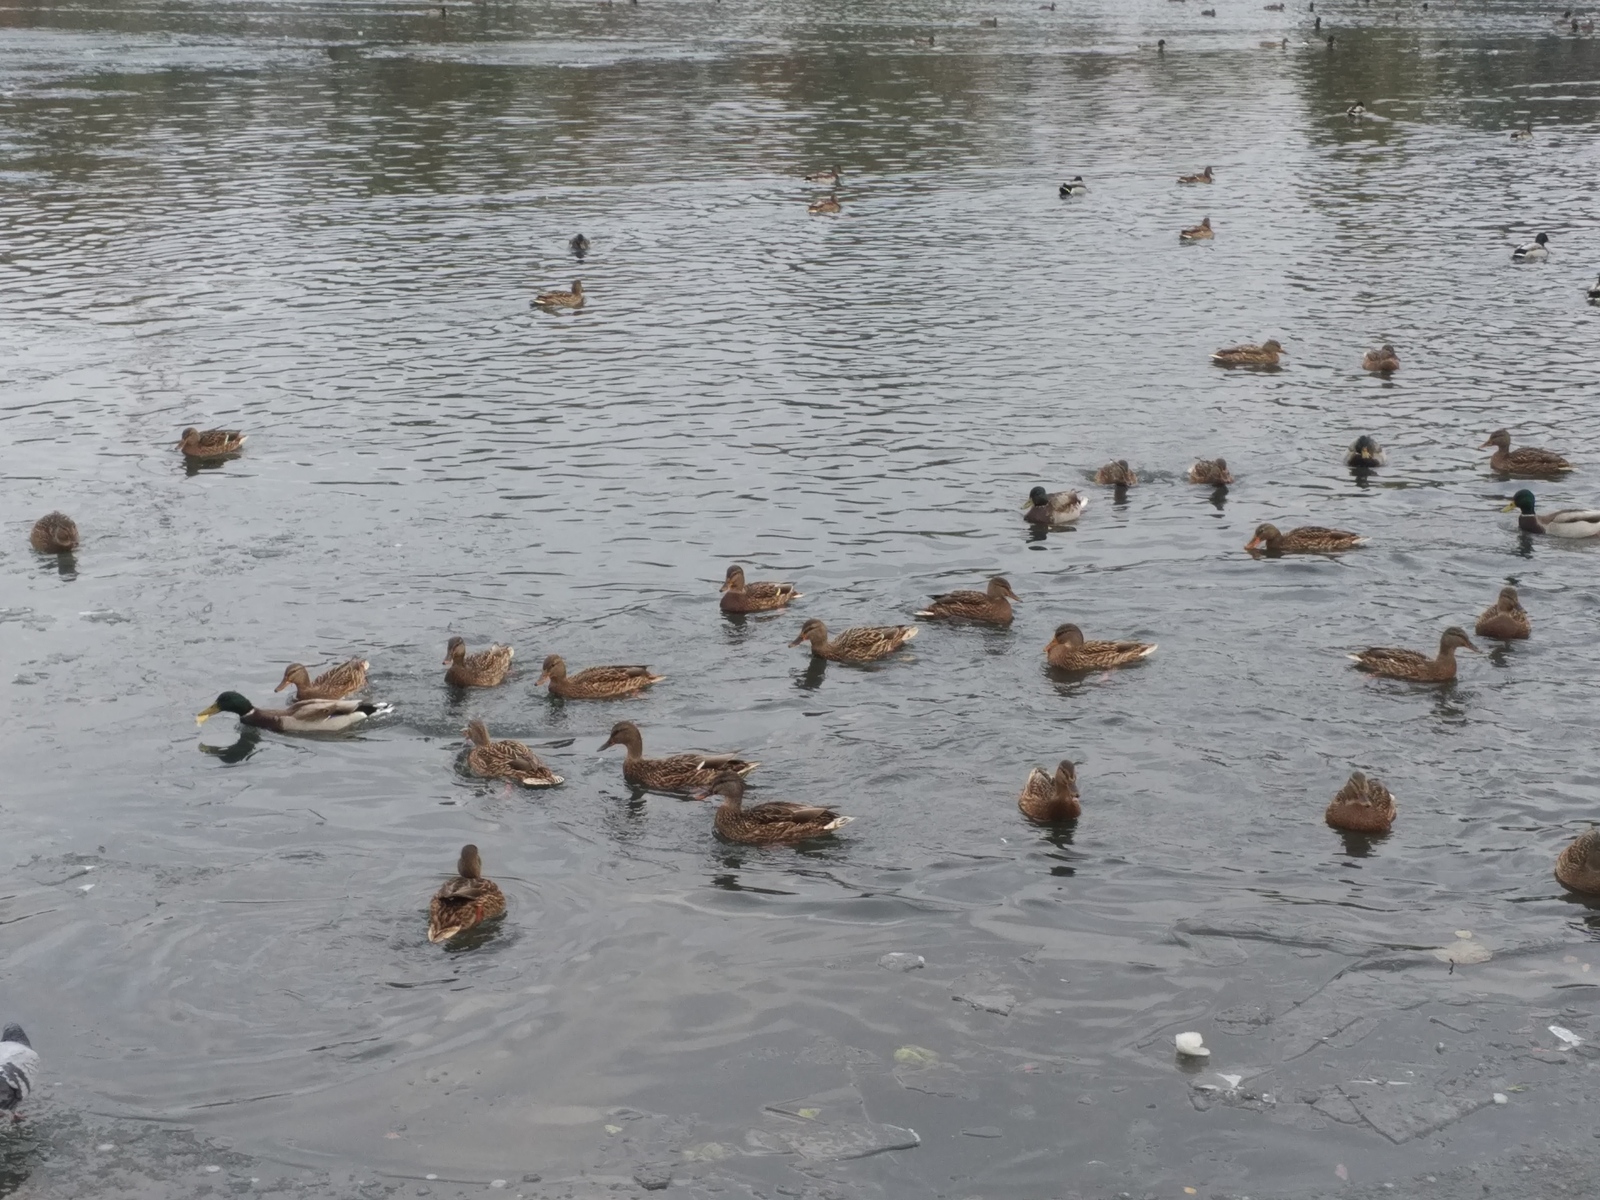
left=1346, top=435, right=1386, bottom=469
left=463, top=718, right=562, bottom=787
left=1245, top=523, right=1365, bottom=554
left=1023, top=486, right=1088, bottom=525
left=428, top=844, right=506, bottom=943
left=1058, top=176, right=1087, bottom=197
left=178, top=428, right=245, bottom=457
left=1188, top=458, right=1233, bottom=485
left=1480, top=429, right=1571, bottom=475
left=789, top=618, right=917, bottom=662
left=196, top=691, right=392, bottom=733
left=1324, top=771, right=1397, bottom=833
left=274, top=658, right=369, bottom=701
left=1177, top=166, right=1214, bottom=184
left=807, top=193, right=841, bottom=215
left=1555, top=829, right=1600, bottom=895
left=1502, top=489, right=1600, bottom=537
left=29, top=512, right=78, bottom=553
left=1179, top=216, right=1213, bottom=241
left=805, top=164, right=841, bottom=185
left=534, top=280, right=584, bottom=308
left=1094, top=460, right=1138, bottom=487
left=1045, top=623, right=1156, bottom=670
left=1511, top=232, right=1549, bottom=262
left=720, top=564, right=801, bottom=613
left=916, top=576, right=1018, bottom=624
left=1211, top=339, right=1283, bottom=368
left=536, top=654, right=663, bottom=699
left=1475, top=585, right=1530, bottom=640
left=1018, top=761, right=1081, bottom=822
left=443, top=638, right=514, bottom=688
left=1349, top=626, right=1479, bottom=682
left=701, top=772, right=853, bottom=844
left=1362, top=345, right=1400, bottom=373
left=598, top=719, right=758, bottom=793
left=569, top=233, right=590, bottom=257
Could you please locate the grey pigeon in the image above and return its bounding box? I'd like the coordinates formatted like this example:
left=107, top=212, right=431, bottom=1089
left=1, top=1023, right=39, bottom=1117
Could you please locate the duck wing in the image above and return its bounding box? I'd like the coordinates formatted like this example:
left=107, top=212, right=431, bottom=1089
left=570, top=665, right=662, bottom=685
left=917, top=589, right=990, bottom=618
left=1351, top=647, right=1427, bottom=672
left=1283, top=526, right=1364, bottom=550
left=1543, top=509, right=1600, bottom=537
left=0, top=1035, right=39, bottom=1112
left=833, top=626, right=916, bottom=658
left=1507, top=447, right=1572, bottom=471
left=745, top=800, right=845, bottom=826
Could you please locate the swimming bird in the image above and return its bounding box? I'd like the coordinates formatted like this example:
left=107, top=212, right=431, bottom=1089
left=807, top=193, right=841, bottom=215
left=1588, top=273, right=1600, bottom=301
left=1501, top=489, right=1600, bottom=537
left=537, top=655, right=663, bottom=699
left=275, top=659, right=368, bottom=701
left=1260, top=38, right=1287, bottom=48
left=1480, top=429, right=1572, bottom=475
left=1023, top=486, right=1089, bottom=525
left=1324, top=771, right=1397, bottom=833
left=1315, top=15, right=1322, bottom=28
left=913, top=34, right=935, bottom=46
left=1188, top=458, right=1233, bottom=485
left=1556, top=829, right=1600, bottom=895
left=1058, top=176, right=1087, bottom=197
left=1200, top=7, right=1215, bottom=14
left=599, top=720, right=758, bottom=794
left=1, top=1023, right=39, bottom=1119
left=805, top=164, right=841, bottom=185
left=1511, top=123, right=1534, bottom=140
left=178, top=428, right=245, bottom=457
left=789, top=618, right=917, bottom=662
left=534, top=280, right=584, bottom=308
left=569, top=233, right=590, bottom=257
left=1018, top=761, right=1081, bottom=823
left=1349, top=627, right=1478, bottom=683
left=1475, top=585, right=1530, bottom=640
left=1362, top=345, right=1400, bottom=373
left=28, top=512, right=78, bottom=553
left=1246, top=523, right=1365, bottom=554
left=444, top=638, right=514, bottom=688
left=196, top=692, right=393, bottom=733
left=1095, top=460, right=1138, bottom=487
left=1346, top=100, right=1366, bottom=118
left=1178, top=165, right=1214, bottom=184
left=701, top=771, right=853, bottom=844
left=916, top=576, right=1018, bottom=624
left=1211, top=339, right=1283, bottom=368
left=1179, top=216, right=1214, bottom=241
left=1157, top=37, right=1166, bottom=52
left=1044, top=623, right=1156, bottom=671
left=1347, top=435, right=1386, bottom=469
left=720, top=564, right=802, bottom=614
left=463, top=718, right=562, bottom=787
left=1263, top=1, right=1284, bottom=8
left=1512, top=232, right=1550, bottom=262
left=980, top=16, right=998, bottom=26
left=428, top=844, right=506, bottom=943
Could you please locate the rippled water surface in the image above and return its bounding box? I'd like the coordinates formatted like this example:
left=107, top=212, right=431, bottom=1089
left=5, top=1, right=1600, bottom=1196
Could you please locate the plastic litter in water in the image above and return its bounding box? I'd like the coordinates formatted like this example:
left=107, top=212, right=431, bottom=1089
left=894, top=1045, right=939, bottom=1067
left=1217, top=1073, right=1242, bottom=1088
left=1549, top=1025, right=1583, bottom=1047
left=1493, top=1093, right=1508, bottom=1104
left=1174, top=1031, right=1210, bottom=1058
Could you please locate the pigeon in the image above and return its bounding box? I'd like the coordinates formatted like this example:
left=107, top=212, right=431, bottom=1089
left=1, top=1023, right=39, bottom=1118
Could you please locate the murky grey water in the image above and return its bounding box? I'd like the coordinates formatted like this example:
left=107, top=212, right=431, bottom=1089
left=5, top=1, right=1600, bottom=1196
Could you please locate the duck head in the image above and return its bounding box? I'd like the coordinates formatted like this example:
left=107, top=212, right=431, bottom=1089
left=275, top=664, right=311, bottom=692
left=443, top=636, right=466, bottom=666
left=1440, top=627, right=1480, bottom=655
left=599, top=720, right=643, bottom=754
left=1502, top=488, right=1537, bottom=515
left=1244, top=522, right=1282, bottom=551
left=721, top=564, right=747, bottom=592
left=197, top=691, right=253, bottom=724
left=988, top=577, right=1020, bottom=602
left=1024, top=485, right=1050, bottom=510
left=463, top=718, right=492, bottom=747
left=456, top=843, right=484, bottom=879
left=1047, top=623, right=1085, bottom=652
left=535, top=654, right=567, bottom=685
left=1479, top=429, right=1512, bottom=451
left=789, top=618, right=829, bottom=647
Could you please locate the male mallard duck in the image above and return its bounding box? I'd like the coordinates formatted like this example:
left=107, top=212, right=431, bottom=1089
left=1501, top=488, right=1600, bottom=537
left=1511, top=232, right=1549, bottom=262
left=789, top=618, right=917, bottom=662
left=720, top=564, right=801, bottom=613
left=1480, top=429, right=1571, bottom=475
left=804, top=164, right=841, bottom=185
left=1324, top=771, right=1397, bottom=833
left=463, top=718, right=562, bottom=787
left=1179, top=216, right=1214, bottom=241
left=1023, top=486, right=1089, bottom=525
left=1045, top=623, right=1156, bottom=671
left=1362, top=344, right=1400, bottom=373
left=1094, top=460, right=1138, bottom=487
left=1510, top=123, right=1534, bottom=140
left=569, top=233, right=590, bottom=257
left=1018, top=761, right=1081, bottom=822
left=1188, top=458, right=1233, bottom=485
left=29, top=512, right=78, bottom=553
left=1475, top=585, right=1530, bottom=640
left=1, top=1023, right=39, bottom=1118
left=1555, top=829, right=1600, bottom=895
left=1177, top=166, right=1214, bottom=184
left=1345, top=100, right=1367, bottom=118
left=1245, top=523, right=1365, bottom=554
left=807, top=193, right=841, bottom=215
left=534, top=280, right=584, bottom=308
left=178, top=428, right=245, bottom=457
left=599, top=719, right=758, bottom=793
left=916, top=576, right=1018, bottom=624
left=701, top=771, right=853, bottom=844
left=427, top=844, right=506, bottom=943
left=1346, top=435, right=1386, bottom=469
left=443, top=638, right=514, bottom=688
left=1058, top=176, right=1087, bottom=197
left=1349, top=626, right=1478, bottom=682
left=196, top=691, right=392, bottom=733
left=1211, top=339, right=1283, bottom=368
left=275, top=658, right=369, bottom=701
left=537, top=654, right=663, bottom=699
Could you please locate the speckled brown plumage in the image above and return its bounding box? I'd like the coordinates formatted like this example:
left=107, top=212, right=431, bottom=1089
left=599, top=720, right=758, bottom=793
left=427, top=844, right=506, bottom=943
left=29, top=512, right=78, bottom=553
left=789, top=618, right=917, bottom=662
left=1349, top=627, right=1478, bottom=683
left=1324, top=771, right=1397, bottom=833
left=1245, top=523, right=1365, bottom=554
left=1044, top=623, right=1156, bottom=671
left=443, top=638, right=514, bottom=688
left=916, top=577, right=1018, bottom=624
left=1018, top=762, right=1081, bottom=822
left=1555, top=829, right=1600, bottom=895
left=537, top=654, right=663, bottom=699
left=1480, top=429, right=1571, bottom=476
left=720, top=564, right=801, bottom=614
left=464, top=719, right=562, bottom=787
left=1474, top=586, right=1530, bottom=641
left=703, top=772, right=853, bottom=844
left=275, top=659, right=368, bottom=701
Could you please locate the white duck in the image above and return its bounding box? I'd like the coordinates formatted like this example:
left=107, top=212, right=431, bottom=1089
left=1512, top=232, right=1550, bottom=261
left=2, top=1023, right=39, bottom=1118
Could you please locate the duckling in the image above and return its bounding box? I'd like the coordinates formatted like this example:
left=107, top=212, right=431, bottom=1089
left=1510, top=123, right=1534, bottom=140
left=1210, top=339, right=1283, bottom=368
left=1479, top=429, right=1572, bottom=475
left=427, top=844, right=506, bottom=943
left=1346, top=100, right=1367, bottom=118
left=599, top=720, right=757, bottom=793
left=443, top=637, right=514, bottom=688
left=1501, top=488, right=1600, bottom=537
left=916, top=576, right=1019, bottom=624
left=807, top=193, right=842, bottom=215
left=462, top=718, right=562, bottom=786
left=196, top=691, right=393, bottom=733
left=537, top=655, right=663, bottom=699
left=720, top=564, right=802, bottom=614
left=1094, top=460, right=1138, bottom=487
left=1511, top=232, right=1550, bottom=262
left=1362, top=344, right=1400, bottom=373
left=1587, top=273, right=1600, bottom=301
left=703, top=771, right=853, bottom=844
left=1245, top=523, right=1366, bottom=554
left=569, top=233, right=590, bottom=257
left=804, top=164, right=841, bottom=186
left=1346, top=435, right=1387, bottom=469
left=1324, top=771, right=1397, bottom=833
left=1555, top=829, right=1600, bottom=895
left=1349, top=626, right=1479, bottom=682
left=28, top=512, right=78, bottom=553
left=1177, top=165, right=1214, bottom=184
left=1188, top=458, right=1233, bottom=485
left=534, top=279, right=585, bottom=308
left=1044, top=623, right=1156, bottom=671
left=1179, top=216, right=1214, bottom=241
left=1475, top=585, right=1530, bottom=640
left=1018, top=761, right=1081, bottom=823
left=1023, top=486, right=1089, bottom=525
left=1058, top=176, right=1088, bottom=197
left=275, top=658, right=369, bottom=701
left=789, top=618, right=917, bottom=662
left=178, top=427, right=246, bottom=457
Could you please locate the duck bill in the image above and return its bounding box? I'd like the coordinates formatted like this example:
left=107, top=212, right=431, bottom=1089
left=535, top=670, right=551, bottom=686
left=1244, top=536, right=1263, bottom=550
left=272, top=680, right=291, bottom=693
left=1477, top=439, right=1494, bottom=449
left=787, top=634, right=806, bottom=647
left=1463, top=639, right=1482, bottom=654
left=718, top=579, right=733, bottom=593
left=1499, top=501, right=1518, bottom=512
left=195, top=703, right=221, bottom=725
left=597, top=734, right=616, bottom=751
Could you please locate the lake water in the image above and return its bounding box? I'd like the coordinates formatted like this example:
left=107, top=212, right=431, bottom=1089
left=4, top=1, right=1600, bottom=1197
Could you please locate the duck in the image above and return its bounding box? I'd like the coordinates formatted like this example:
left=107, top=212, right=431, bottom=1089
left=701, top=771, right=853, bottom=844
left=980, top=16, right=999, bottom=26
left=196, top=691, right=393, bottom=733
left=0, top=1023, right=38, bottom=1118
left=1094, top=460, right=1138, bottom=487
left=913, top=34, right=936, bottom=46
left=274, top=658, right=368, bottom=701
left=1346, top=100, right=1367, bottom=118
left=1588, top=273, right=1600, bottom=301
left=1346, top=435, right=1386, bottom=469
left=1210, top=339, right=1283, bottom=368
left=427, top=844, right=506, bottom=943
left=1349, top=626, right=1479, bottom=682
left=1188, top=458, right=1233, bottom=485
left=1260, top=37, right=1287, bottom=48
left=1245, top=522, right=1366, bottom=554
left=1263, top=1, right=1285, bottom=8
left=1179, top=216, right=1214, bottom=241
left=1023, top=486, right=1089, bottom=525
left=462, top=718, right=562, bottom=787
left=599, top=719, right=758, bottom=793
left=569, top=233, right=590, bottom=257
left=1510, top=123, right=1534, bottom=140
left=443, top=638, right=514, bottom=688
left=1177, top=165, right=1214, bottom=184
left=537, top=655, right=663, bottom=699
left=1044, top=623, right=1156, bottom=671
left=1362, top=344, right=1400, bottom=373
left=1479, top=429, right=1572, bottom=475
left=789, top=618, right=917, bottom=662
left=807, top=193, right=842, bottom=215
left=1018, top=761, right=1081, bottom=822
left=1512, top=232, right=1550, bottom=262
left=1475, top=585, right=1530, bottom=640
left=916, top=576, right=1019, bottom=624
left=720, top=564, right=801, bottom=613
left=534, top=279, right=584, bottom=308
left=804, top=164, right=841, bottom=185
left=178, top=427, right=246, bottom=457
left=1058, top=176, right=1088, bottom=197
left=1200, top=7, right=1215, bottom=14
left=1501, top=488, right=1600, bottom=537
left=28, top=512, right=78, bottom=553
left=1324, top=771, right=1397, bottom=833
left=1555, top=829, right=1600, bottom=895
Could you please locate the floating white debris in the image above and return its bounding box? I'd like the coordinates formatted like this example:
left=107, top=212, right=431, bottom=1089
left=96, top=1143, right=114, bottom=1152
left=1217, top=1073, right=1242, bottom=1088
left=1174, top=1032, right=1210, bottom=1058
left=1493, top=1093, right=1508, bottom=1105
left=1431, top=937, right=1491, bottom=965
left=79, top=884, right=94, bottom=892
left=1549, top=1025, right=1583, bottom=1048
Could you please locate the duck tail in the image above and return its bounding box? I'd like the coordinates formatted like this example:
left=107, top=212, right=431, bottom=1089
left=823, top=815, right=856, bottom=831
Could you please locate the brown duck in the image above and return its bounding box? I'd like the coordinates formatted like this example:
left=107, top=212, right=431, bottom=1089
left=701, top=772, right=853, bottom=844
left=1179, top=216, right=1214, bottom=241
left=534, top=280, right=584, bottom=309
left=1188, top=458, right=1233, bottom=485
left=916, top=576, right=1018, bottom=624
left=275, top=658, right=369, bottom=701
left=1018, top=762, right=1081, bottom=822
left=1245, top=523, right=1365, bottom=554
left=178, top=427, right=246, bottom=457
left=427, top=844, right=507, bottom=943
left=1556, top=829, right=1600, bottom=895
left=1349, top=626, right=1479, bottom=682
left=1045, top=623, right=1156, bottom=671
left=463, top=718, right=562, bottom=787
left=1361, top=345, right=1400, bottom=373
left=29, top=512, right=78, bottom=553
left=1475, top=586, right=1530, bottom=640
left=1324, top=771, right=1397, bottom=833
left=443, top=638, right=514, bottom=688
left=1479, top=429, right=1572, bottom=475
left=807, top=193, right=842, bottom=215
left=537, top=654, right=663, bottom=699
left=789, top=618, right=917, bottom=662
left=1178, top=166, right=1214, bottom=184
left=1095, top=460, right=1138, bottom=487
left=1211, top=339, right=1283, bottom=368
left=720, top=564, right=802, bottom=614
left=599, top=719, right=758, bottom=793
